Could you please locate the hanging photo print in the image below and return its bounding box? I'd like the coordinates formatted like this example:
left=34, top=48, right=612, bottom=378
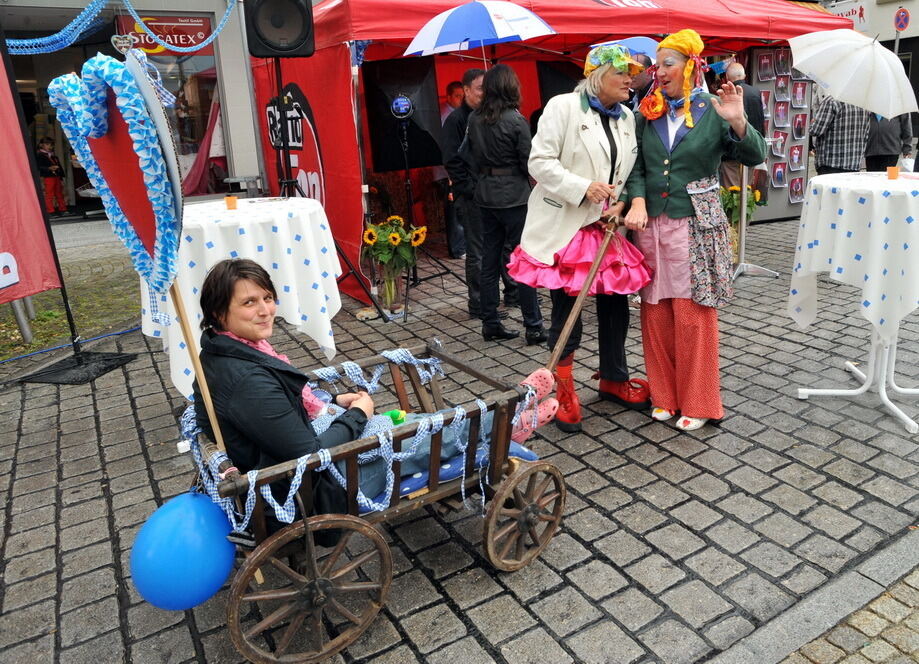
left=774, top=101, right=790, bottom=127
left=758, top=52, right=775, bottom=82
left=775, top=75, right=790, bottom=102
left=789, top=177, right=804, bottom=203
left=791, top=81, right=808, bottom=108
left=775, top=48, right=791, bottom=75
left=772, top=162, right=788, bottom=188
left=763, top=117, right=770, bottom=135
left=760, top=90, right=772, bottom=117
left=772, top=130, right=788, bottom=157
left=791, top=68, right=809, bottom=81
left=792, top=114, right=807, bottom=140
left=789, top=145, right=805, bottom=171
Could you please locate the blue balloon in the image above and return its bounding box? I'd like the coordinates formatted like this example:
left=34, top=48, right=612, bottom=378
left=130, top=492, right=236, bottom=610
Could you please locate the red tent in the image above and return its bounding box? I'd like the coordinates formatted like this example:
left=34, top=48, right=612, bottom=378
left=253, top=0, right=851, bottom=304
left=314, top=0, right=852, bottom=56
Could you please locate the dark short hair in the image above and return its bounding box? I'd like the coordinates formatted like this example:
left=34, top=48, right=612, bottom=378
left=462, top=68, right=485, bottom=87
left=446, top=81, right=463, bottom=95
left=38, top=136, right=54, bottom=145
left=479, top=64, right=521, bottom=124
left=200, top=258, right=276, bottom=331
left=635, top=54, right=653, bottom=68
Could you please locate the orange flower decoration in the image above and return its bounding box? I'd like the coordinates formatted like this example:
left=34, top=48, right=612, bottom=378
left=639, top=89, right=666, bottom=121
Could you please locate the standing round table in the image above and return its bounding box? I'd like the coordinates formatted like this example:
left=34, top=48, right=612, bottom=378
left=142, top=197, right=342, bottom=399
left=788, top=172, right=919, bottom=432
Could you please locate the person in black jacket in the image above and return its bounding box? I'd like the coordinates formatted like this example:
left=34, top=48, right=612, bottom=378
left=719, top=63, right=766, bottom=188
left=192, top=259, right=554, bottom=517
left=443, top=68, right=518, bottom=319
left=36, top=136, right=67, bottom=216
left=466, top=64, right=546, bottom=344
left=193, top=259, right=377, bottom=517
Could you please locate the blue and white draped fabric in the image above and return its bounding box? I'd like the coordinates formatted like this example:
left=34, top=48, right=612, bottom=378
left=380, top=348, right=446, bottom=384
left=47, top=55, right=180, bottom=323
left=6, top=0, right=108, bottom=54
left=180, top=405, right=257, bottom=533
left=313, top=348, right=445, bottom=395
left=127, top=50, right=175, bottom=109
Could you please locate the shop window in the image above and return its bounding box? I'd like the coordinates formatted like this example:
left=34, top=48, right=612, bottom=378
left=116, top=15, right=228, bottom=194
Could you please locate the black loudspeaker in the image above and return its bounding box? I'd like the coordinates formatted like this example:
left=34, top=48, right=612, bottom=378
left=363, top=57, right=443, bottom=172
left=245, top=0, right=314, bottom=58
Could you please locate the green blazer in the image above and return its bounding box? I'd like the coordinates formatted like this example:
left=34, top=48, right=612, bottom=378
left=627, top=93, right=766, bottom=218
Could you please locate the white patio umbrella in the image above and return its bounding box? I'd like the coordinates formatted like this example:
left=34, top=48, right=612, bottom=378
left=403, top=0, right=555, bottom=58
left=788, top=29, right=918, bottom=118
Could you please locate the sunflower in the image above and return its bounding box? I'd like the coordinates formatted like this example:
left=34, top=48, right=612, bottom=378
left=754, top=189, right=762, bottom=202
left=386, top=215, right=405, bottom=227
left=388, top=232, right=401, bottom=246
left=411, top=226, right=428, bottom=247
left=363, top=227, right=379, bottom=245
left=728, top=186, right=741, bottom=192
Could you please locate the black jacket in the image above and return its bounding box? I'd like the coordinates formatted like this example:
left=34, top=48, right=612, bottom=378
left=738, top=82, right=765, bottom=138
left=192, top=331, right=369, bottom=517
left=443, top=102, right=476, bottom=198
left=36, top=150, right=63, bottom=179
left=466, top=108, right=532, bottom=208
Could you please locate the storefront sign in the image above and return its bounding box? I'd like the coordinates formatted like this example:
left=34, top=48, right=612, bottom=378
left=115, top=16, right=214, bottom=57
left=826, top=0, right=868, bottom=27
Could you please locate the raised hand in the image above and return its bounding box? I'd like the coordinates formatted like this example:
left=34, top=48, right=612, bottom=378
left=711, top=82, right=746, bottom=124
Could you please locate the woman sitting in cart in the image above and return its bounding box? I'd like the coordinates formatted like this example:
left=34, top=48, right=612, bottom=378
left=192, top=258, right=557, bottom=511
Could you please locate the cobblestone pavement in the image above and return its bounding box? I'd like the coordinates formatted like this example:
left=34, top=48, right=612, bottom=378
left=1, top=219, right=918, bottom=664
left=783, top=570, right=919, bottom=664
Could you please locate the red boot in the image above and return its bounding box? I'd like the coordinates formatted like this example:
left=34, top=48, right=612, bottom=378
left=594, top=372, right=651, bottom=410
left=554, top=362, right=582, bottom=433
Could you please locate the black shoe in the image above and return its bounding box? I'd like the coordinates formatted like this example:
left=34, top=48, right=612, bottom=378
left=504, top=297, right=520, bottom=308
left=483, top=324, right=519, bottom=341
left=525, top=327, right=548, bottom=346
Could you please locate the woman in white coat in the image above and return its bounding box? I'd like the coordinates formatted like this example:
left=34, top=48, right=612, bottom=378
left=508, top=44, right=652, bottom=433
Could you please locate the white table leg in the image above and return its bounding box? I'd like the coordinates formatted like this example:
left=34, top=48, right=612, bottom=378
left=798, top=330, right=919, bottom=434
left=886, top=337, right=919, bottom=397
left=797, top=333, right=878, bottom=399
left=875, top=342, right=919, bottom=433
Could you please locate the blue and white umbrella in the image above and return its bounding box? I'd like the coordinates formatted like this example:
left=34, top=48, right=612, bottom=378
left=403, top=0, right=555, bottom=57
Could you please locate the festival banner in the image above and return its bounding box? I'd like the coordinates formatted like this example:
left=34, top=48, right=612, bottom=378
left=0, top=37, right=61, bottom=305
left=251, top=46, right=367, bottom=302
left=115, top=15, right=214, bottom=57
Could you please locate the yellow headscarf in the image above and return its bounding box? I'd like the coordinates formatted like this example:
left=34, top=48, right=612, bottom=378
left=657, top=29, right=706, bottom=128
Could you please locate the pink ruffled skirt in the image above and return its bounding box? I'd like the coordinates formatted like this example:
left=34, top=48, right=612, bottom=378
left=508, top=225, right=653, bottom=296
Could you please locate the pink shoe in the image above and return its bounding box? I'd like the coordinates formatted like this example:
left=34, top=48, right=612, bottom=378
left=520, top=368, right=555, bottom=402
left=512, top=398, right=559, bottom=443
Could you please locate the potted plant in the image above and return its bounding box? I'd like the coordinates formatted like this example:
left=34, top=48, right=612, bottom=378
left=361, top=215, right=426, bottom=316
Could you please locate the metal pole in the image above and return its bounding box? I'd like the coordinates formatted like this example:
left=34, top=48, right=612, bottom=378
left=23, top=295, right=35, bottom=319
left=732, top=164, right=779, bottom=280
left=10, top=300, right=33, bottom=344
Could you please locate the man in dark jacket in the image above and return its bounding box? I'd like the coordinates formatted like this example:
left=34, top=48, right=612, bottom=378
left=443, top=68, right=517, bottom=318
left=865, top=113, right=913, bottom=171
left=719, top=63, right=766, bottom=188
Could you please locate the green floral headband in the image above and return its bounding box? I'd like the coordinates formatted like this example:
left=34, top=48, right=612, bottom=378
left=583, top=44, right=644, bottom=78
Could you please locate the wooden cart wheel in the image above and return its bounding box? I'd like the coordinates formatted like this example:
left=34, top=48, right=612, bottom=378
left=227, top=514, right=392, bottom=664
left=483, top=461, right=566, bottom=572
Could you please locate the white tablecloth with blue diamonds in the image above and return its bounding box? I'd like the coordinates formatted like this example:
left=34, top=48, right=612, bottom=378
left=142, top=197, right=342, bottom=399
left=788, top=172, right=919, bottom=343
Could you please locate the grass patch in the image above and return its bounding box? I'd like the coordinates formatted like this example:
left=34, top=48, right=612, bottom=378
left=0, top=254, right=140, bottom=362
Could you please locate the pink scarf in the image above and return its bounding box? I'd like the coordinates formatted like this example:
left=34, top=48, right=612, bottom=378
left=217, top=330, right=327, bottom=418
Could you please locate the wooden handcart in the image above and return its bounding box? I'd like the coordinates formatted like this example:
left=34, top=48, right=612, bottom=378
left=199, top=341, right=566, bottom=663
